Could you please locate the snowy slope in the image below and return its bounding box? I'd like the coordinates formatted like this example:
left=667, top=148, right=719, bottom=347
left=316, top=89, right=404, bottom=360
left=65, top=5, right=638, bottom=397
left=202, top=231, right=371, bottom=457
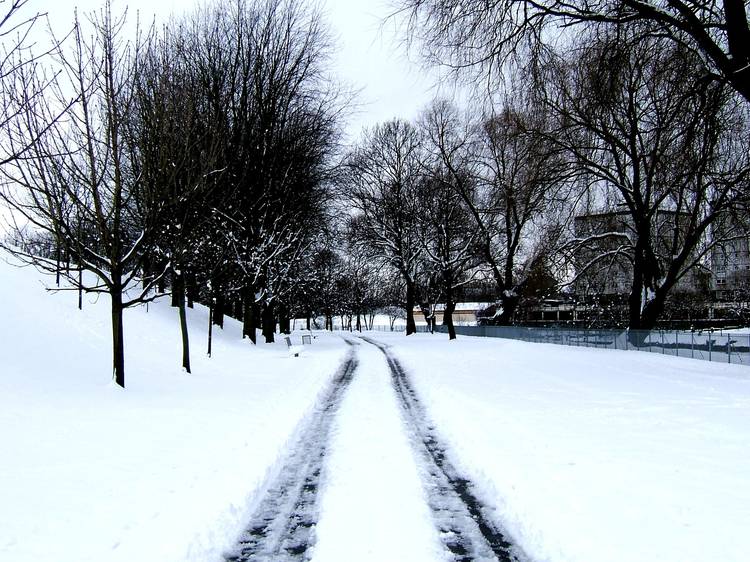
left=368, top=331, right=750, bottom=562
left=0, top=253, right=349, bottom=562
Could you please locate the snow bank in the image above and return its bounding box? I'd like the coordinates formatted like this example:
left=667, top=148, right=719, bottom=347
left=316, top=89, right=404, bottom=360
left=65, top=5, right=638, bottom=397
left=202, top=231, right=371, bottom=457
left=0, top=254, right=348, bottom=562
left=369, top=331, right=750, bottom=562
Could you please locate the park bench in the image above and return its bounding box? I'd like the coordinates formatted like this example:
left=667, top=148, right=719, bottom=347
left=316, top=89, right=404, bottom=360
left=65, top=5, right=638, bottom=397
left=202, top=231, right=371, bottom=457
left=284, top=336, right=302, bottom=357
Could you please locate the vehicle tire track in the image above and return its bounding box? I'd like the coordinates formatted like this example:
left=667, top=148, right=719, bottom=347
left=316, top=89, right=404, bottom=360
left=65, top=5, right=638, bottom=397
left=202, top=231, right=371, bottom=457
left=360, top=335, right=527, bottom=562
left=224, top=341, right=359, bottom=562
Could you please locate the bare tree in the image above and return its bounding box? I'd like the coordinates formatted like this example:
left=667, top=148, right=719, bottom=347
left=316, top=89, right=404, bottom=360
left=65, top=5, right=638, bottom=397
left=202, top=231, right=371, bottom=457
left=547, top=26, right=750, bottom=329
left=0, top=4, right=166, bottom=388
left=343, top=120, right=425, bottom=334
left=172, top=0, right=342, bottom=345
left=0, top=1, right=65, bottom=166
left=419, top=101, right=480, bottom=338
left=397, top=0, right=750, bottom=105
left=421, top=98, right=571, bottom=324
left=132, top=21, right=227, bottom=374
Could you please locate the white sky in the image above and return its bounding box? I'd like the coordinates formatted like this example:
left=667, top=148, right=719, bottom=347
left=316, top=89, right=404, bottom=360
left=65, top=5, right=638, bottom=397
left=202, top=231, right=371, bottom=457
left=28, top=0, right=445, bottom=144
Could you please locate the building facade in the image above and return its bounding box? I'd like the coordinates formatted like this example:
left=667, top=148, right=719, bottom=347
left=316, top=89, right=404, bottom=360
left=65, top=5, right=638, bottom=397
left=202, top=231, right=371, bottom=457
left=573, top=209, right=706, bottom=296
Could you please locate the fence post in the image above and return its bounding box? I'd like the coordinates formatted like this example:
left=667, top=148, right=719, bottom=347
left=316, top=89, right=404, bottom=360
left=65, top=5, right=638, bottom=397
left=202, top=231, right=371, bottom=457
left=661, top=331, right=665, bottom=354
left=709, top=337, right=712, bottom=362
left=728, top=335, right=731, bottom=364
left=675, top=331, right=678, bottom=357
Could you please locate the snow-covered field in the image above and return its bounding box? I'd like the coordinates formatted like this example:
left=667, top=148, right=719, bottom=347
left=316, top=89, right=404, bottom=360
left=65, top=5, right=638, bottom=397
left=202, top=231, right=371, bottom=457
left=0, top=255, right=348, bottom=562
left=2, top=253, right=749, bottom=562
left=371, top=331, right=750, bottom=562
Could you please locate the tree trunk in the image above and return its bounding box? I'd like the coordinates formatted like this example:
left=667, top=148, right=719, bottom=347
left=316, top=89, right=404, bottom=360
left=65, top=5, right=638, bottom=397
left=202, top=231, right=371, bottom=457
left=279, top=303, right=291, bottom=334
left=141, top=255, right=151, bottom=292
left=111, top=284, right=125, bottom=388
left=55, top=243, right=61, bottom=286
left=157, top=263, right=167, bottom=294
left=262, top=301, right=276, bottom=343
left=186, top=273, right=196, bottom=309
left=231, top=295, right=242, bottom=321
left=405, top=280, right=417, bottom=335
left=207, top=301, right=213, bottom=357
left=640, top=294, right=667, bottom=331
left=306, top=313, right=311, bottom=331
left=443, top=296, right=457, bottom=340
left=174, top=272, right=191, bottom=373
left=242, top=286, right=253, bottom=340
left=250, top=302, right=259, bottom=344
left=356, top=312, right=362, bottom=332
left=496, top=292, right=519, bottom=326
left=170, top=269, right=180, bottom=307
left=443, top=277, right=456, bottom=340
left=213, top=290, right=224, bottom=329
left=78, top=267, right=83, bottom=310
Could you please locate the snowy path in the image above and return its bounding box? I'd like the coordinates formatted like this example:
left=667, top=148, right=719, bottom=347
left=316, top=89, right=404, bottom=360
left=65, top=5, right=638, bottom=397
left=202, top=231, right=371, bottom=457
left=225, top=336, right=527, bottom=562
left=224, top=343, right=359, bottom=561
left=360, top=336, right=527, bottom=562
left=310, top=337, right=446, bottom=561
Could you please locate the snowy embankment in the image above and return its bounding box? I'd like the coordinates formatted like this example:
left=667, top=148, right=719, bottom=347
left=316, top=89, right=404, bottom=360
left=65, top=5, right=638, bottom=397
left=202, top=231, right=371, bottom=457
left=368, top=332, right=750, bottom=562
left=0, top=254, right=348, bottom=562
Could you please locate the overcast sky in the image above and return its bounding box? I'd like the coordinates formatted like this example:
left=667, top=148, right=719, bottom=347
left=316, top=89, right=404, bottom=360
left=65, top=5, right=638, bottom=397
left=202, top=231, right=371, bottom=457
left=29, top=0, right=443, bottom=143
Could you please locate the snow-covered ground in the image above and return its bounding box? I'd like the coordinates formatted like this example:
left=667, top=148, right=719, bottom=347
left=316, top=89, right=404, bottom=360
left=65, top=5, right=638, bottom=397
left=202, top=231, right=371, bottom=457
left=0, top=254, right=349, bottom=562
left=3, top=252, right=749, bottom=562
left=367, top=331, right=750, bottom=562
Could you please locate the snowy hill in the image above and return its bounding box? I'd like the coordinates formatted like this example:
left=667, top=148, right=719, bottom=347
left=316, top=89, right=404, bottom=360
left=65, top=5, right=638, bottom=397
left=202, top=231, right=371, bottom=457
left=0, top=252, right=348, bottom=562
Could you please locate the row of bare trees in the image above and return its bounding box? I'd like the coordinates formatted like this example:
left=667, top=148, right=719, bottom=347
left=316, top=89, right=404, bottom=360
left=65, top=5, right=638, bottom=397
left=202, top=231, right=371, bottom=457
left=0, top=0, right=344, bottom=387
left=340, top=18, right=750, bottom=335
left=340, top=97, right=570, bottom=339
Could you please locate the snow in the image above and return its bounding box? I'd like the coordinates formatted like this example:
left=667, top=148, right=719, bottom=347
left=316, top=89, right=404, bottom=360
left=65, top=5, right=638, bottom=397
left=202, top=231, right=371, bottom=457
left=365, top=331, right=750, bottom=562
left=3, top=250, right=750, bottom=562
left=0, top=253, right=349, bottom=562
left=311, top=339, right=445, bottom=561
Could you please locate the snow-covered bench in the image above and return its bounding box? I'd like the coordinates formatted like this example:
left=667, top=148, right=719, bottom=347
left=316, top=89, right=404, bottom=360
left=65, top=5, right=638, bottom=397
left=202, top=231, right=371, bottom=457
left=284, top=336, right=302, bottom=357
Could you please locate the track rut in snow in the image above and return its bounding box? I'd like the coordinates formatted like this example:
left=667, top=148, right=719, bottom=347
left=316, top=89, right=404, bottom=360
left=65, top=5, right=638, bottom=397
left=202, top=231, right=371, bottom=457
left=360, top=335, right=527, bottom=562
left=224, top=342, right=359, bottom=562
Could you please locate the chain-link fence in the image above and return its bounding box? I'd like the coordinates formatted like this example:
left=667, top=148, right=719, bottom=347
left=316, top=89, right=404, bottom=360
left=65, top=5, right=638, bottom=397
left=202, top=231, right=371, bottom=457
left=416, top=325, right=750, bottom=365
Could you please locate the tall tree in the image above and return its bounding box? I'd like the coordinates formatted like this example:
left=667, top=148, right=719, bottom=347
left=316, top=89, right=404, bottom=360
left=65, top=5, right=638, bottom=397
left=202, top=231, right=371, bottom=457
left=548, top=26, right=750, bottom=329
left=421, top=99, right=571, bottom=324
left=132, top=22, right=226, bottom=373
left=343, top=120, right=425, bottom=335
left=419, top=102, right=479, bottom=338
left=0, top=4, right=166, bottom=388
left=174, top=0, right=341, bottom=344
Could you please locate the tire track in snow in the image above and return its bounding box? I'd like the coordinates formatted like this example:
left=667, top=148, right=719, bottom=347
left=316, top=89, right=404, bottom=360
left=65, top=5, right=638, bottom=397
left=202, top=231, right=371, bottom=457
left=224, top=340, right=359, bottom=562
left=360, top=336, right=527, bottom=562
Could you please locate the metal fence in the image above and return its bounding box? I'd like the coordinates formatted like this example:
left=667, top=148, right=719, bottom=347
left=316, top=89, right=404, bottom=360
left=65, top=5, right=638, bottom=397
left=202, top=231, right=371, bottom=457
left=332, top=324, right=406, bottom=332
left=416, top=325, right=750, bottom=365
